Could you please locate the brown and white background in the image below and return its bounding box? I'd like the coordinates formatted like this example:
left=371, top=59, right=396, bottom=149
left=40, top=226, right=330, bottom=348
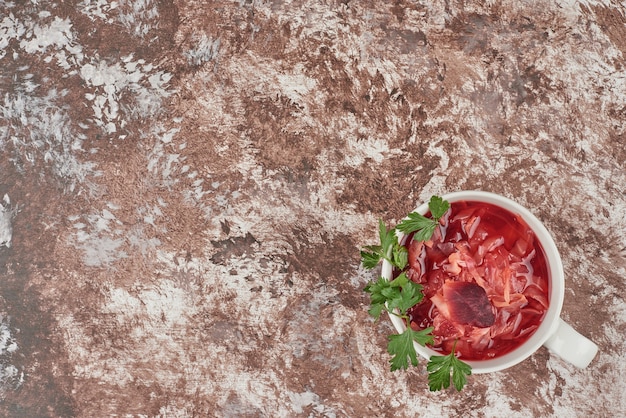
left=0, top=0, right=625, bottom=416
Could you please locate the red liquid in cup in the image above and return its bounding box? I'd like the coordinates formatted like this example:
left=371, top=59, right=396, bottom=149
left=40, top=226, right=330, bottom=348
left=400, top=201, right=550, bottom=360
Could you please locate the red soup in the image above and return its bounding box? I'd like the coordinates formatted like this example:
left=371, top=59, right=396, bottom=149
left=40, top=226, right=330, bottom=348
left=400, top=200, right=550, bottom=360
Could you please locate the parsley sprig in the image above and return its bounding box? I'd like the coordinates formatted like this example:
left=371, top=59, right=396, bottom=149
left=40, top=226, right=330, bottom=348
left=364, top=273, right=435, bottom=370
left=427, top=340, right=472, bottom=391
left=361, top=195, right=472, bottom=392
left=360, top=219, right=409, bottom=271
left=396, top=195, right=450, bottom=240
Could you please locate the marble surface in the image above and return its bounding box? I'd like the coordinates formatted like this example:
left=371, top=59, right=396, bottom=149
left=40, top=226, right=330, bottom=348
left=1, top=0, right=625, bottom=416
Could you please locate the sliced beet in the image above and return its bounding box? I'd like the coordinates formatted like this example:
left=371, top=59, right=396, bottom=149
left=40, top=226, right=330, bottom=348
left=442, top=281, right=495, bottom=328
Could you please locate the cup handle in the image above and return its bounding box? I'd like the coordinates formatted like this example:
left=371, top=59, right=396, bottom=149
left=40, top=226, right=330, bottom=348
left=543, top=318, right=598, bottom=368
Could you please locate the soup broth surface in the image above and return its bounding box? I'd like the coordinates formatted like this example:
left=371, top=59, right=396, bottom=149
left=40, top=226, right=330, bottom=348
left=401, top=200, right=550, bottom=360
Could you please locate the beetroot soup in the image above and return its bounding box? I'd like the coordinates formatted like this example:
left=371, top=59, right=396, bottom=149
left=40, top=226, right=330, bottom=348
left=401, top=200, right=550, bottom=361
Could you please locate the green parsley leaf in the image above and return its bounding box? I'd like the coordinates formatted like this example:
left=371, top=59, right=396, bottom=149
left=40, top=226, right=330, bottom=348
left=367, top=300, right=386, bottom=319
left=360, top=246, right=383, bottom=270
left=428, top=195, right=450, bottom=220
left=361, top=219, right=412, bottom=270
left=412, top=221, right=437, bottom=242
left=364, top=277, right=392, bottom=320
left=392, top=244, right=408, bottom=270
left=385, top=273, right=424, bottom=313
left=361, top=219, right=400, bottom=269
left=388, top=327, right=435, bottom=371
left=426, top=345, right=472, bottom=391
left=396, top=212, right=436, bottom=235
left=397, top=281, right=424, bottom=312
left=378, top=219, right=397, bottom=256
left=395, top=195, right=450, bottom=243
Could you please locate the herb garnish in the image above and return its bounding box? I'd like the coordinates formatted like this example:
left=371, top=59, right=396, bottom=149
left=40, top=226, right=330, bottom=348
left=361, top=195, right=472, bottom=392
left=396, top=195, right=450, bottom=240
left=427, top=340, right=472, bottom=391
left=364, top=273, right=434, bottom=370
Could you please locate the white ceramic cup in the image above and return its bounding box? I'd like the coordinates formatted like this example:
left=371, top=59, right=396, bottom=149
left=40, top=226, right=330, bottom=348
left=381, top=190, right=598, bottom=374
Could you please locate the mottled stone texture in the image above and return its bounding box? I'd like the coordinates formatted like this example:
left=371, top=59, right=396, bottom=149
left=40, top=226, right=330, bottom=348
left=0, top=0, right=625, bottom=417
